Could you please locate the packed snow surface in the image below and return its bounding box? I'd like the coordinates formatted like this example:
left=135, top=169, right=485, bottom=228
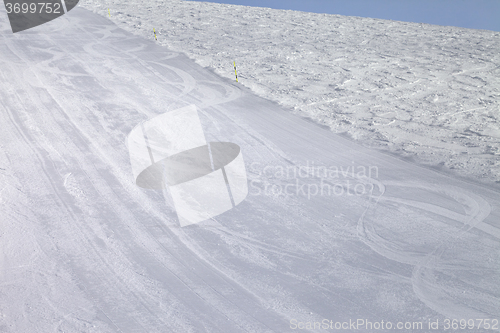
left=81, top=0, right=500, bottom=186
left=0, top=2, right=499, bottom=333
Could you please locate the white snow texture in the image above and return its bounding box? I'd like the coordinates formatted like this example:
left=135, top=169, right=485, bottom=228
left=0, top=1, right=499, bottom=332
left=82, top=0, right=500, bottom=186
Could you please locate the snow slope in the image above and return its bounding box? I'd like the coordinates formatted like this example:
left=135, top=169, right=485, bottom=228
left=0, top=5, right=499, bottom=333
left=80, top=0, right=500, bottom=186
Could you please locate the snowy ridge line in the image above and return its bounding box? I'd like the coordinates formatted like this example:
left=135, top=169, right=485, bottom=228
left=80, top=0, right=500, bottom=186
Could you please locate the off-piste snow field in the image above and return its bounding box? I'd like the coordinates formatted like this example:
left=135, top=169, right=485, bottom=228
left=0, top=1, right=499, bottom=332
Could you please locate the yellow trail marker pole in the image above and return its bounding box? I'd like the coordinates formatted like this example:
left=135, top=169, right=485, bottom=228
left=108, top=8, right=110, bottom=17
left=233, top=61, right=238, bottom=82
left=153, top=28, right=157, bottom=41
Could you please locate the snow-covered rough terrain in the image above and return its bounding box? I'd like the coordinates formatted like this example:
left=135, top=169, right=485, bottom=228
left=80, top=0, right=500, bottom=186
left=0, top=3, right=499, bottom=333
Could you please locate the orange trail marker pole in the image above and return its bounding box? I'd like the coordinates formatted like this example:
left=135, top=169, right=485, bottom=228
left=153, top=28, right=157, bottom=41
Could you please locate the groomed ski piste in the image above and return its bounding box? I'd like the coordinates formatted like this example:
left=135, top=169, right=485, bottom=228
left=0, top=1, right=499, bottom=332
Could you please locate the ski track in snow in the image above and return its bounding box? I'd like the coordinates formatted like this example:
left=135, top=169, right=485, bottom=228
left=0, top=5, right=499, bottom=333
left=80, top=0, right=500, bottom=187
